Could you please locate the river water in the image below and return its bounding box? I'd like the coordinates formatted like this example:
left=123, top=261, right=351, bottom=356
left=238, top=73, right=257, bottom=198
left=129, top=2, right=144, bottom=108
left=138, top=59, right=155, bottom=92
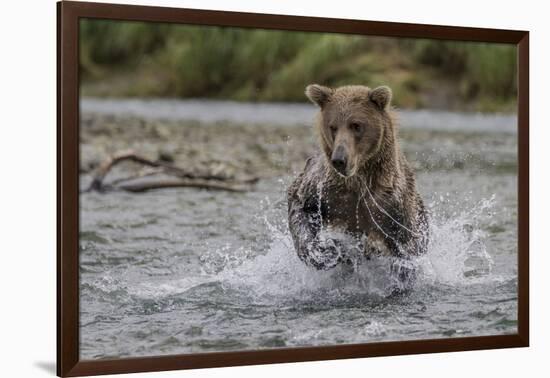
left=79, top=99, right=518, bottom=359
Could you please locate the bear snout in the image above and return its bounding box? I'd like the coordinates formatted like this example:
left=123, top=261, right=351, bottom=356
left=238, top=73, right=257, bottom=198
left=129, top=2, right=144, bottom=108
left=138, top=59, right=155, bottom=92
left=331, top=145, right=348, bottom=175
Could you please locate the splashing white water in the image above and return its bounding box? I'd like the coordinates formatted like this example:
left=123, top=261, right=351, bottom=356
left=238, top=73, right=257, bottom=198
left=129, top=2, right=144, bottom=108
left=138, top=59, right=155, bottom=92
left=198, top=194, right=498, bottom=301
left=419, top=194, right=496, bottom=286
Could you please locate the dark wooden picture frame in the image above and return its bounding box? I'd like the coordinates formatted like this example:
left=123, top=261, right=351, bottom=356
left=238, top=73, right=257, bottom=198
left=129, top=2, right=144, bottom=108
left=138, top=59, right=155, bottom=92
left=57, top=1, right=529, bottom=376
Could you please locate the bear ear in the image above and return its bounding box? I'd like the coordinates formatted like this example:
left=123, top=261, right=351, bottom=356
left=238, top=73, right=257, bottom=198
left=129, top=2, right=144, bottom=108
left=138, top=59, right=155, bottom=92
left=369, top=86, right=392, bottom=110
left=305, top=84, right=333, bottom=108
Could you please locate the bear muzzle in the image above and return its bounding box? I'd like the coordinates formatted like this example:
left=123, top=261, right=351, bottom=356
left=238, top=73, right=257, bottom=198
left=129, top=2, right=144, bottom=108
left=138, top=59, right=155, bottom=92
left=331, top=145, right=349, bottom=176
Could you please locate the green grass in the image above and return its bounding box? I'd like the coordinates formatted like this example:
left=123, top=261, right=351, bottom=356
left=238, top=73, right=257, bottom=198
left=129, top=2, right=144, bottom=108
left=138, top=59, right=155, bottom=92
left=80, top=19, right=517, bottom=112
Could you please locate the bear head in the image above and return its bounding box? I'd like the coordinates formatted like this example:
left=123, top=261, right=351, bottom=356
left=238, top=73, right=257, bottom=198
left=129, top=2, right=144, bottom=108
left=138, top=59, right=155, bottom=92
left=305, top=84, right=394, bottom=177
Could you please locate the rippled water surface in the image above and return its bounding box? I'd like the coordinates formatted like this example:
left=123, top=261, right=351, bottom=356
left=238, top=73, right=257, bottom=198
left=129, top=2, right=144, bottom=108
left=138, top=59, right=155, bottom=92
left=79, top=99, right=518, bottom=359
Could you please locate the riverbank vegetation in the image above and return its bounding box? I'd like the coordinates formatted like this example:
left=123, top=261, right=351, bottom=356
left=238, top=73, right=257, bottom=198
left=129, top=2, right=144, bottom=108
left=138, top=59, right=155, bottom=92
left=80, top=20, right=517, bottom=112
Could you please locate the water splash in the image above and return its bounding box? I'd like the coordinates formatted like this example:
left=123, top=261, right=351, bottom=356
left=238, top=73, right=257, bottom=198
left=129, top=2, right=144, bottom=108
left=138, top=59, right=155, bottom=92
left=197, top=193, right=497, bottom=302
left=419, top=194, right=496, bottom=286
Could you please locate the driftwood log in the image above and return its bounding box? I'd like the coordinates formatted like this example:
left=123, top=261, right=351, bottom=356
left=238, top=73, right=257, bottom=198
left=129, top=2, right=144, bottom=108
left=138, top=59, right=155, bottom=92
left=83, top=150, right=258, bottom=193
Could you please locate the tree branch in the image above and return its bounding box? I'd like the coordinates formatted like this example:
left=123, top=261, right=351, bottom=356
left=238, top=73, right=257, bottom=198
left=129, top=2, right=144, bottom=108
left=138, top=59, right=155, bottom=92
left=83, top=149, right=257, bottom=193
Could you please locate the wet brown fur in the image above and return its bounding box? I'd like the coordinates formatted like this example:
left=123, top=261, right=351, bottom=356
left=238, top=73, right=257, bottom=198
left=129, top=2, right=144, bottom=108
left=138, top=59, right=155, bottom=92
left=287, top=84, right=429, bottom=270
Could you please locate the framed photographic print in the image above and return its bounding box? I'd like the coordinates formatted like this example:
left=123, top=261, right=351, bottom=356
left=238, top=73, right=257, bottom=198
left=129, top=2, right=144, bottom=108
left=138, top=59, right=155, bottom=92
left=57, top=1, right=529, bottom=376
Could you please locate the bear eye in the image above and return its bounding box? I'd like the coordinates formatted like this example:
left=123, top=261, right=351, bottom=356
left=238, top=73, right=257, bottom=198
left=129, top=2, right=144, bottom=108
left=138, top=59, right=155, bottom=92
left=350, top=122, right=362, bottom=133
left=329, top=125, right=337, bottom=136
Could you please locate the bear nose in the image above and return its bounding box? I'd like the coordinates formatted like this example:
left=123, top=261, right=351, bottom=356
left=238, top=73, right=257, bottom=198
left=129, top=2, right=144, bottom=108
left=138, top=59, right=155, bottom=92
left=332, top=157, right=347, bottom=173
left=331, top=146, right=347, bottom=174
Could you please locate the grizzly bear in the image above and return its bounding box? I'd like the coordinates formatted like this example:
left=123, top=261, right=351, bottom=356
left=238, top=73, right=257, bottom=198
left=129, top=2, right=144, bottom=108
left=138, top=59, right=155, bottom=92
left=287, top=84, right=429, bottom=271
